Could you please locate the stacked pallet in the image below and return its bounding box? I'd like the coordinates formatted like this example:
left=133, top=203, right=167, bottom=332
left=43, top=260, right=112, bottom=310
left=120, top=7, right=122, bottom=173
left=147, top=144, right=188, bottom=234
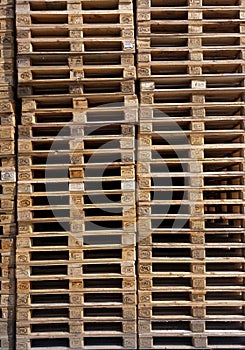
left=16, top=0, right=137, bottom=349
left=0, top=1, right=16, bottom=349
left=137, top=0, right=245, bottom=349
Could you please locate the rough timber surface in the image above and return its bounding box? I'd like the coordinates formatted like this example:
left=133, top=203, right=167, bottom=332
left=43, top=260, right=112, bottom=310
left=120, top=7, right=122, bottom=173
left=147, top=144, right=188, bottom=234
left=14, top=0, right=245, bottom=349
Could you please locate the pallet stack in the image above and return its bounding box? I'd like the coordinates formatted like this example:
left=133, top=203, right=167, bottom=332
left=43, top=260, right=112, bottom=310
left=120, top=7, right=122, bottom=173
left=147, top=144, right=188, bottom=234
left=0, top=0, right=16, bottom=349
left=137, top=0, right=245, bottom=349
left=16, top=0, right=137, bottom=349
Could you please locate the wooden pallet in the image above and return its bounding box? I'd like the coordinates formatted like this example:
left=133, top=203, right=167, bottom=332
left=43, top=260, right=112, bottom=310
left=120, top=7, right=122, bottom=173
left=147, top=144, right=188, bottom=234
left=16, top=334, right=137, bottom=350
left=137, top=6, right=245, bottom=22
left=137, top=33, right=244, bottom=55
left=138, top=303, right=245, bottom=321
left=19, top=122, right=135, bottom=138
left=17, top=52, right=135, bottom=67
left=137, top=44, right=245, bottom=59
left=20, top=95, right=138, bottom=124
left=137, top=0, right=244, bottom=8
left=137, top=273, right=245, bottom=293
left=1, top=0, right=20, bottom=348
left=16, top=245, right=135, bottom=265
left=18, top=161, right=135, bottom=178
left=16, top=307, right=137, bottom=330
left=17, top=37, right=135, bottom=54
left=137, top=257, right=245, bottom=276
left=18, top=217, right=136, bottom=235
left=138, top=317, right=245, bottom=349
left=18, top=137, right=135, bottom=154
left=137, top=150, right=243, bottom=165
left=137, top=214, right=244, bottom=232
left=17, top=150, right=135, bottom=169
left=137, top=19, right=245, bottom=37
left=16, top=288, right=136, bottom=308
left=16, top=319, right=136, bottom=336
left=137, top=49, right=245, bottom=78
left=16, top=231, right=136, bottom=249
left=22, top=95, right=135, bottom=115
left=18, top=65, right=136, bottom=84
left=21, top=94, right=137, bottom=110
left=17, top=80, right=135, bottom=98
left=17, top=207, right=136, bottom=227
left=17, top=163, right=135, bottom=184
left=139, top=318, right=245, bottom=334
left=137, top=230, right=245, bottom=246
left=140, top=78, right=245, bottom=93
left=138, top=117, right=245, bottom=133
left=140, top=90, right=245, bottom=106
left=136, top=161, right=245, bottom=195
left=139, top=335, right=202, bottom=350
left=16, top=0, right=133, bottom=9
left=16, top=15, right=133, bottom=31
left=17, top=275, right=136, bottom=293
left=16, top=52, right=136, bottom=91
left=138, top=104, right=244, bottom=120
left=18, top=187, right=135, bottom=205
left=16, top=2, right=133, bottom=16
